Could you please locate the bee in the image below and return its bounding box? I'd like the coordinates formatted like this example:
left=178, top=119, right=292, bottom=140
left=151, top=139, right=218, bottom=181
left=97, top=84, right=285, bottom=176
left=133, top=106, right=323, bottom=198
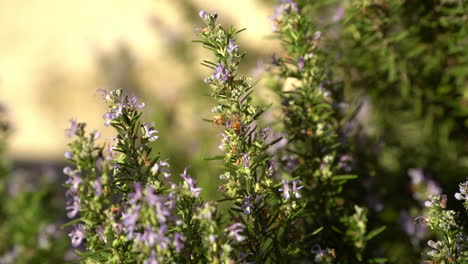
left=230, top=119, right=241, bottom=133
left=213, top=115, right=225, bottom=126
left=111, top=206, right=120, bottom=215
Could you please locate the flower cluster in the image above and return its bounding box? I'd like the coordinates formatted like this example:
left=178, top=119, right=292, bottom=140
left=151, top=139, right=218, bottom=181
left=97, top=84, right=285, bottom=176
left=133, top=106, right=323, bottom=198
left=418, top=192, right=468, bottom=263
left=63, top=89, right=232, bottom=263
left=197, top=10, right=306, bottom=262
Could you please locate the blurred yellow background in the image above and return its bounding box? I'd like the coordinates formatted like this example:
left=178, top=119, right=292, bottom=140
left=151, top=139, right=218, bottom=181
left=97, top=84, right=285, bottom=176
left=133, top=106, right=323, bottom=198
left=0, top=0, right=277, bottom=162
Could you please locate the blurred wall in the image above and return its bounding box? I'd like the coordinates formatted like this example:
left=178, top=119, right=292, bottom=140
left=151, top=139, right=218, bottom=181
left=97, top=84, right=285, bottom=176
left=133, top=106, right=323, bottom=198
left=0, top=0, right=277, bottom=161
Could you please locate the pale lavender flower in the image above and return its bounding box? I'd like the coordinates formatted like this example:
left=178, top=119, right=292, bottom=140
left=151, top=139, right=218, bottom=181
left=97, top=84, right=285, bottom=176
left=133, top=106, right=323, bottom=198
left=242, top=195, right=254, bottom=215
left=228, top=223, right=245, bottom=242
left=143, top=122, right=159, bottom=141
left=297, top=56, right=305, bottom=71
left=283, top=155, right=298, bottom=172
left=213, top=63, right=229, bottom=83
left=105, top=137, right=118, bottom=161
left=455, top=181, right=468, bottom=200
left=121, top=205, right=141, bottom=238
left=199, top=10, right=208, bottom=19
left=0, top=245, right=19, bottom=264
left=66, top=196, right=81, bottom=218
left=38, top=224, right=60, bottom=249
left=103, top=111, right=118, bottom=126
left=145, top=186, right=159, bottom=206
left=65, top=168, right=81, bottom=196
left=173, top=233, right=185, bottom=253
left=338, top=155, right=352, bottom=172
left=128, top=95, right=145, bottom=109
left=310, top=244, right=327, bottom=262
left=69, top=224, right=85, bottom=247
left=180, top=168, right=202, bottom=197
left=292, top=179, right=303, bottom=198
left=314, top=31, right=322, bottom=41
left=332, top=6, right=345, bottom=22
left=243, top=154, right=250, bottom=168
left=64, top=151, right=74, bottom=159
left=279, top=180, right=291, bottom=199
left=151, top=160, right=171, bottom=178
left=137, top=227, right=158, bottom=247
left=143, top=250, right=158, bottom=264
left=427, top=179, right=441, bottom=196
left=267, top=161, right=278, bottom=176
left=93, top=177, right=102, bottom=197
left=155, top=225, right=171, bottom=250
left=129, top=183, right=143, bottom=204
left=154, top=197, right=171, bottom=224
left=250, top=59, right=264, bottom=78
left=227, top=39, right=238, bottom=54
left=408, top=168, right=424, bottom=185
left=209, top=234, right=217, bottom=244
left=65, top=119, right=77, bottom=138
left=399, top=211, right=426, bottom=243
left=282, top=0, right=299, bottom=12
left=96, top=89, right=111, bottom=102
left=63, top=166, right=74, bottom=176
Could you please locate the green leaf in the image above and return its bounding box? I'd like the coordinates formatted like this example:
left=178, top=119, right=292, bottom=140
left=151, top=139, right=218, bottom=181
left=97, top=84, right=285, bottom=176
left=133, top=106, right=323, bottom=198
left=204, top=155, right=225, bottom=161
left=366, top=226, right=386, bottom=241
left=332, top=174, right=358, bottom=181
left=311, top=226, right=324, bottom=235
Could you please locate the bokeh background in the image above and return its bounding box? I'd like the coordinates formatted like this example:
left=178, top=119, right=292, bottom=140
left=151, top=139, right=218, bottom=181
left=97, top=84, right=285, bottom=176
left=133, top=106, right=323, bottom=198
left=1, top=0, right=467, bottom=263
left=0, top=0, right=278, bottom=196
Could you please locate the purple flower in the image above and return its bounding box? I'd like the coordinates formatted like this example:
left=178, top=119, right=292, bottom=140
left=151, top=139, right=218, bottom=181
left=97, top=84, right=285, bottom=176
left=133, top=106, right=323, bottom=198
left=154, top=197, right=171, bottom=224
left=93, top=177, right=102, bottom=197
left=156, top=226, right=171, bottom=250
left=128, top=95, right=145, bottom=109
left=228, top=223, right=245, bottom=242
left=199, top=10, right=208, bottom=19
left=65, top=119, right=77, bottom=138
left=64, top=151, right=74, bottom=159
left=106, top=137, right=118, bottom=161
left=314, top=31, right=322, bottom=41
left=144, top=186, right=158, bottom=206
left=143, top=250, right=158, bottom=264
left=129, top=182, right=143, bottom=204
left=242, top=195, right=254, bottom=215
left=69, top=224, right=85, bottom=247
left=279, top=180, right=291, bottom=199
left=227, top=39, right=238, bottom=54
left=297, top=56, right=305, bottom=71
left=103, top=111, right=118, bottom=126
left=292, top=180, right=303, bottom=198
left=243, top=154, right=250, bottom=168
left=282, top=0, right=299, bottom=12
left=213, top=63, right=229, bottom=83
left=180, top=168, right=202, bottom=197
left=455, top=181, right=468, bottom=200
left=96, top=89, right=111, bottom=102
left=271, top=53, right=280, bottom=66
left=143, top=122, right=159, bottom=142
left=151, top=160, right=171, bottom=178
left=267, top=161, right=278, bottom=176
left=332, top=6, right=345, bottom=22
left=137, top=227, right=159, bottom=247
left=66, top=195, right=81, bottom=218
left=173, top=233, right=185, bottom=253
left=283, top=156, right=298, bottom=172
left=65, top=168, right=81, bottom=195
left=121, top=205, right=141, bottom=238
